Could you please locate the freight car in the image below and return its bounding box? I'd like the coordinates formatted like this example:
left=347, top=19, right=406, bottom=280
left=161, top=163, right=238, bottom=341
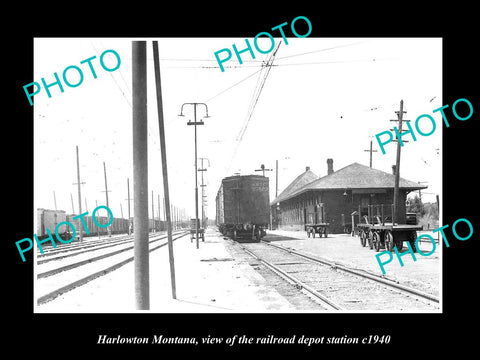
left=36, top=208, right=131, bottom=242
left=65, top=213, right=130, bottom=236
left=216, top=175, right=270, bottom=242
left=37, top=208, right=70, bottom=241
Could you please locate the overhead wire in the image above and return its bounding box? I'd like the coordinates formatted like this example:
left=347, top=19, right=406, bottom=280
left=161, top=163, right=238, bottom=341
left=203, top=67, right=264, bottom=104
left=275, top=41, right=365, bottom=61
left=226, top=42, right=282, bottom=174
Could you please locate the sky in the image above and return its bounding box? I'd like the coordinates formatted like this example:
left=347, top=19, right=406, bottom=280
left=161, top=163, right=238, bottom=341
left=33, top=37, right=442, bottom=221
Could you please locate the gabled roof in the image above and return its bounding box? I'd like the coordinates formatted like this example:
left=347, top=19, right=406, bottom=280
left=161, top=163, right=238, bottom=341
left=277, top=162, right=427, bottom=203
left=271, top=169, right=318, bottom=204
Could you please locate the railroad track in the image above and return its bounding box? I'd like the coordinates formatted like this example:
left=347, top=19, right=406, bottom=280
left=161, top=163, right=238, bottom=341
left=37, top=232, right=160, bottom=258
left=36, top=230, right=189, bottom=306
left=232, top=239, right=440, bottom=311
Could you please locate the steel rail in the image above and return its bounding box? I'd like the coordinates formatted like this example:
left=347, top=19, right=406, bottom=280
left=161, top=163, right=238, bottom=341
left=37, top=231, right=166, bottom=257
left=37, top=230, right=183, bottom=265
left=37, top=231, right=186, bottom=279
left=262, top=240, right=440, bottom=303
left=37, top=231, right=189, bottom=305
left=238, top=243, right=344, bottom=311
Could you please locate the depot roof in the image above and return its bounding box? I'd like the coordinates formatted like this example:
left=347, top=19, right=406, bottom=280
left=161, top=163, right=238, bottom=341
left=272, top=168, right=318, bottom=204
left=273, top=162, right=427, bottom=204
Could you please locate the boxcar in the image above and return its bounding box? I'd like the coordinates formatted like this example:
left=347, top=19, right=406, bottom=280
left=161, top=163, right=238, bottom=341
left=37, top=208, right=68, bottom=240
left=216, top=175, right=270, bottom=241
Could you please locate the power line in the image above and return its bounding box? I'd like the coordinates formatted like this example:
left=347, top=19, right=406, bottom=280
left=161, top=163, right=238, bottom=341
left=169, top=41, right=366, bottom=70
left=90, top=41, right=132, bottom=108
left=227, top=42, right=281, bottom=174
left=203, top=67, right=263, bottom=104
left=275, top=41, right=365, bottom=60
left=236, top=43, right=281, bottom=143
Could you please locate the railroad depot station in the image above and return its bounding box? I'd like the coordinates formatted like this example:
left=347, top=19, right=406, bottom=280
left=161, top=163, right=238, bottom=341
left=35, top=157, right=440, bottom=313
left=271, top=159, right=427, bottom=234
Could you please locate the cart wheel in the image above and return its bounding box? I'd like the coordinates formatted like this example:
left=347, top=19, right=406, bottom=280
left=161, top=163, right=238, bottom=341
left=368, top=231, right=374, bottom=249
left=373, top=232, right=381, bottom=252
left=408, top=231, right=417, bottom=252
left=394, top=239, right=403, bottom=251
left=232, top=230, right=237, bottom=241
left=360, top=231, right=366, bottom=247
left=385, top=231, right=393, bottom=252
left=323, top=228, right=328, bottom=238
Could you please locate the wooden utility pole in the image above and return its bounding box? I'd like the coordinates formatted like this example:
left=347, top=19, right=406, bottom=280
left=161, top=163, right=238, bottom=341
left=364, top=140, right=378, bottom=168
left=199, top=157, right=209, bottom=230
left=157, top=194, right=161, bottom=230
left=275, top=160, right=278, bottom=198
left=102, top=162, right=111, bottom=208
left=255, top=164, right=272, bottom=177
left=102, top=161, right=112, bottom=237
left=132, top=40, right=150, bottom=310
left=70, top=193, right=75, bottom=214
left=153, top=40, right=177, bottom=299
left=74, top=145, right=85, bottom=242
left=390, top=100, right=409, bottom=225
left=95, top=200, right=100, bottom=238
left=151, top=190, right=155, bottom=232
left=126, top=178, right=133, bottom=234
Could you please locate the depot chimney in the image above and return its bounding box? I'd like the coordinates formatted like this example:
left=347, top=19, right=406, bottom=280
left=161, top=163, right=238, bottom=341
left=327, top=158, right=334, bottom=175
left=392, top=165, right=396, bottom=175
left=306, top=166, right=310, bottom=172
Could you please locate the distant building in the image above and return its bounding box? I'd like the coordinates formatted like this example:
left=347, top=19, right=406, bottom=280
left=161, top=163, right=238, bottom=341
left=271, top=159, right=427, bottom=233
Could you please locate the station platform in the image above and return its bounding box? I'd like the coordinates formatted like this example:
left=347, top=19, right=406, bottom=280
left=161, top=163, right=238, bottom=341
left=36, top=228, right=296, bottom=313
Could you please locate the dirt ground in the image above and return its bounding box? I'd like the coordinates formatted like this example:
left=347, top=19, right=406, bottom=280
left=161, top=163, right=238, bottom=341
left=264, top=229, right=441, bottom=297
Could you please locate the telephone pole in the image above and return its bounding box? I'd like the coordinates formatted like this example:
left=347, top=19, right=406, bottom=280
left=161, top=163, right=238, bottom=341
left=390, top=100, right=409, bottom=224
left=255, top=164, right=272, bottom=177
left=158, top=194, right=162, bottom=230
left=364, top=140, right=378, bottom=168
left=126, top=178, right=132, bottom=235
left=70, top=193, right=75, bottom=214
left=199, top=157, right=209, bottom=230
left=73, top=145, right=85, bottom=242
left=151, top=190, right=155, bottom=232
left=132, top=40, right=149, bottom=310
left=102, top=161, right=112, bottom=237
left=275, top=160, right=279, bottom=198
left=102, top=162, right=111, bottom=208
left=153, top=40, right=176, bottom=298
